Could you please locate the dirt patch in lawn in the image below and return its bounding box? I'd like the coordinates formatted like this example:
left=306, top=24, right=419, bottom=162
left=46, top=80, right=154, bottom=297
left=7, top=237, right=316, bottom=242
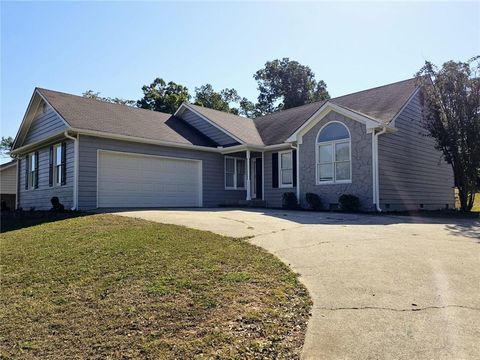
left=0, top=214, right=311, bottom=359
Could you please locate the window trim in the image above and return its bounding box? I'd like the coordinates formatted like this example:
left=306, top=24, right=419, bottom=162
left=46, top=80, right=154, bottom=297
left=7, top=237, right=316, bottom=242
left=278, top=149, right=294, bottom=188
left=53, top=143, right=64, bottom=186
left=28, top=152, right=37, bottom=189
left=315, top=121, right=352, bottom=185
left=224, top=156, right=246, bottom=190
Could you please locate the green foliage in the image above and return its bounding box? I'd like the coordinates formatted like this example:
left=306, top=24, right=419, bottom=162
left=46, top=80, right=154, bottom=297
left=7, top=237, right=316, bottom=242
left=82, top=90, right=136, bottom=106
left=0, top=136, right=13, bottom=157
left=338, top=194, right=361, bottom=212
left=282, top=192, right=298, bottom=210
left=253, top=57, right=330, bottom=115
left=416, top=56, right=480, bottom=211
left=137, top=78, right=191, bottom=114
left=194, top=84, right=240, bottom=114
left=305, top=193, right=322, bottom=211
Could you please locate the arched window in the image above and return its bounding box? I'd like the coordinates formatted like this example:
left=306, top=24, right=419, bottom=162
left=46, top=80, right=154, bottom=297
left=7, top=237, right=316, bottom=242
left=316, top=122, right=351, bottom=184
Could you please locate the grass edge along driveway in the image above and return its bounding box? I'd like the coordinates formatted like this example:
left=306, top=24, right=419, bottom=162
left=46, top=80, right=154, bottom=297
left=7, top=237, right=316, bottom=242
left=0, top=214, right=311, bottom=359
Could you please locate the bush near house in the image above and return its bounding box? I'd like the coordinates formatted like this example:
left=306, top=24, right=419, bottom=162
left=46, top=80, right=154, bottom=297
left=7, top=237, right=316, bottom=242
left=305, top=193, right=322, bottom=211
left=0, top=214, right=311, bottom=359
left=339, top=194, right=361, bottom=212
left=282, top=192, right=298, bottom=210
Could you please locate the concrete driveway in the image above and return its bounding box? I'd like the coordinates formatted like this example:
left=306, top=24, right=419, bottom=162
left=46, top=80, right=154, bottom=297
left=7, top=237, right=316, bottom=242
left=114, top=208, right=480, bottom=359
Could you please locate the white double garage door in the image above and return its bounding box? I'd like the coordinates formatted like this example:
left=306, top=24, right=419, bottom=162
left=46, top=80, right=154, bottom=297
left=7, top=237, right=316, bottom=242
left=97, top=150, right=202, bottom=208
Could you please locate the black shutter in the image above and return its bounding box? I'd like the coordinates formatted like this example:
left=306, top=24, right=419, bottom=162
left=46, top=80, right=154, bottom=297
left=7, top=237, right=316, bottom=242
left=25, top=154, right=29, bottom=190
left=292, top=149, right=297, bottom=187
left=34, top=152, right=39, bottom=189
left=272, top=152, right=279, bottom=188
left=49, top=146, right=54, bottom=186
left=61, top=142, right=67, bottom=185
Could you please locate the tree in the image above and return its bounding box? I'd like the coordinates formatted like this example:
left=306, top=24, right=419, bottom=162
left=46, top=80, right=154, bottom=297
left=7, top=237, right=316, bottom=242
left=194, top=84, right=241, bottom=114
left=137, top=78, right=190, bottom=114
left=253, top=58, right=330, bottom=114
left=82, top=90, right=136, bottom=106
left=416, top=56, right=480, bottom=211
left=0, top=136, right=13, bottom=158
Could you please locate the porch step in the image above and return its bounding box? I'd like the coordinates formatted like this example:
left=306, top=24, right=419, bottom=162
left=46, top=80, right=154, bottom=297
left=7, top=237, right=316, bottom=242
left=238, top=199, right=266, bottom=208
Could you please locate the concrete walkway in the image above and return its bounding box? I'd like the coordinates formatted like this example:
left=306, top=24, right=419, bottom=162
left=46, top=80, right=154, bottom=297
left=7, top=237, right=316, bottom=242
left=114, top=208, right=480, bottom=359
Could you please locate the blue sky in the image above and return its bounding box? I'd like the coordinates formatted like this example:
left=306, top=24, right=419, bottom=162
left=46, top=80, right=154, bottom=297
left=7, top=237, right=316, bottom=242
left=1, top=1, right=479, bottom=150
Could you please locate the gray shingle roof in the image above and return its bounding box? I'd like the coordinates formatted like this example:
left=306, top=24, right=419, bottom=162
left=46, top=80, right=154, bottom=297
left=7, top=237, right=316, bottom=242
left=253, top=78, right=419, bottom=145
left=36, top=78, right=418, bottom=148
left=187, top=104, right=264, bottom=146
left=37, top=88, right=216, bottom=147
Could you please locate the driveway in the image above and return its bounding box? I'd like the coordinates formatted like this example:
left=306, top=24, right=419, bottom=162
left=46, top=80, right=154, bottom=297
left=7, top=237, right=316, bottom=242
left=114, top=209, right=480, bottom=359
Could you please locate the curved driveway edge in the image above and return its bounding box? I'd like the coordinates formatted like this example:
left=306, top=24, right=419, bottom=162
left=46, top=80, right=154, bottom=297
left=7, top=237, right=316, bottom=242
left=113, top=209, right=480, bottom=359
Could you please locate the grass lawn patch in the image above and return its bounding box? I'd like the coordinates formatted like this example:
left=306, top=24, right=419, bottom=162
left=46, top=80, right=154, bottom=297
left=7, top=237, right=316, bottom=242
left=0, top=214, right=311, bottom=359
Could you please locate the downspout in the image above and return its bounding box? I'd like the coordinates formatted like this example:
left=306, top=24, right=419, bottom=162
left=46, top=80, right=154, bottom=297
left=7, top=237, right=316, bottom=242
left=64, top=131, right=78, bottom=210
left=290, top=143, right=300, bottom=202
left=15, top=156, right=19, bottom=210
left=374, top=127, right=387, bottom=212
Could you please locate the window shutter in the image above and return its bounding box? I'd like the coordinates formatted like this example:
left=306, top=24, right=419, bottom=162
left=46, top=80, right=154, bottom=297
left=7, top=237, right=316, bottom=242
left=49, top=146, right=54, bottom=186
left=61, top=142, right=67, bottom=185
left=272, top=152, right=278, bottom=188
left=292, top=149, right=297, bottom=187
left=25, top=155, right=29, bottom=190
left=34, top=151, right=39, bottom=189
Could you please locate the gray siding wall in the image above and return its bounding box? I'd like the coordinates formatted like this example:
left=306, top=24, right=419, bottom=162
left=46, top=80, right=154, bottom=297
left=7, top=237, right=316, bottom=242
left=18, top=140, right=74, bottom=210
left=298, top=111, right=374, bottom=211
left=77, top=136, right=245, bottom=209
left=263, top=150, right=297, bottom=208
left=180, top=111, right=237, bottom=146
left=378, top=92, right=454, bottom=211
left=23, top=105, right=67, bottom=145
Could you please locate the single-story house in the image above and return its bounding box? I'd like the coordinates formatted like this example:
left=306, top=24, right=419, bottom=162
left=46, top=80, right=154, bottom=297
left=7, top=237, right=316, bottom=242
left=0, top=160, right=17, bottom=210
left=10, top=78, right=454, bottom=211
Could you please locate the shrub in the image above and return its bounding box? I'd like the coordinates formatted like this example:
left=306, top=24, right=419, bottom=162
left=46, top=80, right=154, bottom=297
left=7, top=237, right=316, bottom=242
left=282, top=192, right=298, bottom=210
left=50, top=197, right=65, bottom=212
left=305, top=193, right=322, bottom=211
left=338, top=194, right=361, bottom=212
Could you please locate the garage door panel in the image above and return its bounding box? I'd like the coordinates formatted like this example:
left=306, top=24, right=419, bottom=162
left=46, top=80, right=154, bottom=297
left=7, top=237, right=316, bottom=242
left=98, top=151, right=201, bottom=208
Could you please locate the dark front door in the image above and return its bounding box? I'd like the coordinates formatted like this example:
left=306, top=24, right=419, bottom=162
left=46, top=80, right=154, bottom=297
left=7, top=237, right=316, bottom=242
left=255, top=158, right=262, bottom=199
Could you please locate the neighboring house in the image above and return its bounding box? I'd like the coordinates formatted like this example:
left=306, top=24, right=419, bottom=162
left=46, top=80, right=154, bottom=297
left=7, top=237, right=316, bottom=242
left=0, top=160, right=17, bottom=210
left=10, top=78, right=454, bottom=211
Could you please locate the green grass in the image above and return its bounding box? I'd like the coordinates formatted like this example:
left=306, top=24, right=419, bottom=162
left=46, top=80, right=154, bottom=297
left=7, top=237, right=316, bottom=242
left=0, top=214, right=311, bottom=359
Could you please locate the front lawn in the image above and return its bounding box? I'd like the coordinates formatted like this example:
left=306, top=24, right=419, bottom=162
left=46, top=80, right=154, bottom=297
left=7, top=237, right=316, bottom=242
left=0, top=214, right=311, bottom=359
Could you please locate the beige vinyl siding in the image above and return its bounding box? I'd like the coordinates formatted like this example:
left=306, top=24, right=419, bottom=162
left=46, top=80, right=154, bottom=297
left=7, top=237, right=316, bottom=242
left=0, top=164, right=17, bottom=194
left=378, top=92, right=454, bottom=211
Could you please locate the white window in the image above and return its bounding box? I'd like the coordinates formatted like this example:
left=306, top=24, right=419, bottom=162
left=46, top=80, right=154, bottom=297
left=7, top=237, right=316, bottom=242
left=54, top=144, right=64, bottom=185
left=316, top=122, right=351, bottom=184
left=29, top=152, right=37, bottom=189
left=225, top=157, right=246, bottom=189
left=279, top=150, right=293, bottom=188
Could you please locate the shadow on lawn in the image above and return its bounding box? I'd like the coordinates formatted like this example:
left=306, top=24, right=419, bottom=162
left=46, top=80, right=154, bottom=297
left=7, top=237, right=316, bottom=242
left=0, top=211, right=88, bottom=233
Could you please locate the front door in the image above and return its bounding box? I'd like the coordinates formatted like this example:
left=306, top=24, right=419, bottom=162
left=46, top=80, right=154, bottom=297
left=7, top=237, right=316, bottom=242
left=254, top=158, right=262, bottom=199
left=251, top=158, right=256, bottom=199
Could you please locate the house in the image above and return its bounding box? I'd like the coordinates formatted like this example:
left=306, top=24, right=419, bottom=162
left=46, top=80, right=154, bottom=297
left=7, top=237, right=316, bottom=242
left=10, top=78, right=454, bottom=211
left=0, top=160, right=17, bottom=210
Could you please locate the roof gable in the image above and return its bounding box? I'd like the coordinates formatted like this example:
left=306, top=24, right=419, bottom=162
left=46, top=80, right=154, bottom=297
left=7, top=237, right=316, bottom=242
left=36, top=89, right=216, bottom=147
left=12, top=90, right=70, bottom=150
left=181, top=104, right=264, bottom=146
left=254, top=78, right=419, bottom=145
